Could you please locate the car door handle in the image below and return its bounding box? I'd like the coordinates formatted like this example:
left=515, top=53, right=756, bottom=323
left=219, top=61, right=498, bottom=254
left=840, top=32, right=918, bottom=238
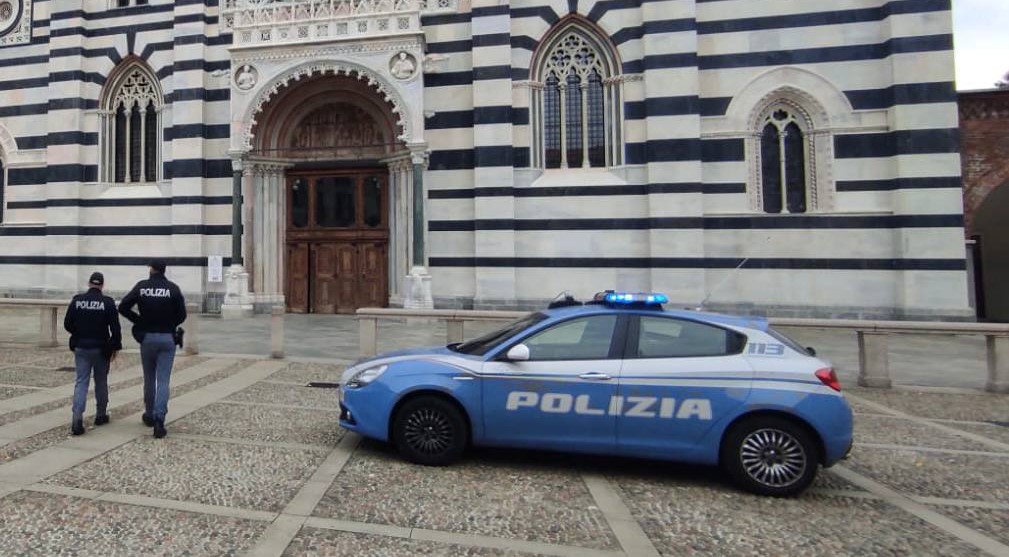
left=579, top=372, right=612, bottom=381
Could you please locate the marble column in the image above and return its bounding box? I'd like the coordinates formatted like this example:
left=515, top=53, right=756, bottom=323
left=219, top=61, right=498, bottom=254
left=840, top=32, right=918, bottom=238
left=385, top=156, right=410, bottom=305
left=221, top=156, right=254, bottom=319
left=249, top=161, right=289, bottom=310
left=403, top=143, right=433, bottom=309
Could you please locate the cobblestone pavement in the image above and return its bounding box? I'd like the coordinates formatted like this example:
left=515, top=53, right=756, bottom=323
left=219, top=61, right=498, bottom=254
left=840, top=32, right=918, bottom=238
left=0, top=346, right=1007, bottom=556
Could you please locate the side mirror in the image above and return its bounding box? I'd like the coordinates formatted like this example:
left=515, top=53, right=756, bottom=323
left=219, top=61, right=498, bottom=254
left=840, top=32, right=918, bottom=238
left=806, top=347, right=817, bottom=357
left=505, top=344, right=530, bottom=362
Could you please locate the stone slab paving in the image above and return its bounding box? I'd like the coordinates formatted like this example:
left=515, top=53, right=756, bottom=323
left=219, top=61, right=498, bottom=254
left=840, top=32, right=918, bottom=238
left=173, top=402, right=344, bottom=447
left=0, top=491, right=267, bottom=557
left=0, top=366, right=82, bottom=388
left=943, top=421, right=1009, bottom=446
left=932, top=506, right=1009, bottom=547
left=0, top=346, right=66, bottom=366
left=845, top=449, right=1009, bottom=503
left=0, top=362, right=252, bottom=464
left=0, top=345, right=1007, bottom=556
left=270, top=361, right=350, bottom=385
left=314, top=442, right=621, bottom=551
left=283, top=527, right=545, bottom=557
left=0, top=357, right=229, bottom=454
left=0, top=384, right=37, bottom=400
left=848, top=387, right=1009, bottom=423
left=615, top=479, right=979, bottom=556
left=226, top=380, right=342, bottom=409
left=45, top=436, right=329, bottom=512
left=853, top=414, right=1000, bottom=452
left=0, top=354, right=206, bottom=419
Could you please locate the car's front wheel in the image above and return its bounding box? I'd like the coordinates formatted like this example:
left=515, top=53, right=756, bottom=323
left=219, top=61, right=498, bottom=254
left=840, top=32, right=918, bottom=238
left=392, top=396, right=468, bottom=466
left=721, top=416, right=819, bottom=497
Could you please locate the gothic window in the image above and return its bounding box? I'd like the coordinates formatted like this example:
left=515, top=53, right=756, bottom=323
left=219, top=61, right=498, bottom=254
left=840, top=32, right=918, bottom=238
left=101, top=62, right=162, bottom=184
left=757, top=106, right=812, bottom=214
left=531, top=23, right=622, bottom=169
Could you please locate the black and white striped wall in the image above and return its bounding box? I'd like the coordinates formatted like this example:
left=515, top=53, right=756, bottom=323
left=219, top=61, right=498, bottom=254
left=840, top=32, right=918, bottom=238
left=0, top=0, right=234, bottom=304
left=420, top=0, right=969, bottom=318
left=0, top=0, right=970, bottom=318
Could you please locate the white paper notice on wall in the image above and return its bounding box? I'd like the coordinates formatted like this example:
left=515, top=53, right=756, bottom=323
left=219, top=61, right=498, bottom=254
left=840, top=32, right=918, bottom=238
left=208, top=256, right=224, bottom=283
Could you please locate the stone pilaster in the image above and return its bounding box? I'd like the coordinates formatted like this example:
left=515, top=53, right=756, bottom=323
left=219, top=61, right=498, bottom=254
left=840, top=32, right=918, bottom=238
left=470, top=0, right=516, bottom=307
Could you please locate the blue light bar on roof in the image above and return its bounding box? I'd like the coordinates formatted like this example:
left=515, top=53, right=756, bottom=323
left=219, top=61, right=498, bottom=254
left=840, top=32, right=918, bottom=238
left=603, top=292, right=669, bottom=305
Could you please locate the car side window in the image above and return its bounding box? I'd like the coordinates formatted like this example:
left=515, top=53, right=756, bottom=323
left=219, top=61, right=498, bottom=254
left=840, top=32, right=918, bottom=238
left=522, top=315, right=618, bottom=361
left=634, top=316, right=744, bottom=358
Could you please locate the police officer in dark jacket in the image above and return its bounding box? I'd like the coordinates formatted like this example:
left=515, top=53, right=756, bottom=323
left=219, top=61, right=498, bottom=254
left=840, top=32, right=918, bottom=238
left=119, top=259, right=186, bottom=439
left=64, top=272, right=122, bottom=436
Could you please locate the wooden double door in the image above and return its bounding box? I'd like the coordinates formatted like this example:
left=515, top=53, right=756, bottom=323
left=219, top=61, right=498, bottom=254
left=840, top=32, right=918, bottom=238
left=286, top=170, right=389, bottom=314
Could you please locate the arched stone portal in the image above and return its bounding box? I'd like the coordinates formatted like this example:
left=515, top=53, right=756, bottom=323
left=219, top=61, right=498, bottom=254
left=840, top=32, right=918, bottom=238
left=231, top=71, right=427, bottom=314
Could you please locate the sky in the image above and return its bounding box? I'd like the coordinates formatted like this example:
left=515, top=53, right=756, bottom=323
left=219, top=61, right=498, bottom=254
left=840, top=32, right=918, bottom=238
left=953, top=0, right=1009, bottom=90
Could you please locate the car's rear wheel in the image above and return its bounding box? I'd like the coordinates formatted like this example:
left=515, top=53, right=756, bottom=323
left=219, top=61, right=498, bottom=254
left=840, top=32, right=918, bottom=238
left=392, top=396, right=468, bottom=466
left=721, top=416, right=819, bottom=497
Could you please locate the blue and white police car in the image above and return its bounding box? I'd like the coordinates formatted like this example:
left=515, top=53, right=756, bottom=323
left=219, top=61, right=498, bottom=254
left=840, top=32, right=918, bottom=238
left=339, top=292, right=853, bottom=496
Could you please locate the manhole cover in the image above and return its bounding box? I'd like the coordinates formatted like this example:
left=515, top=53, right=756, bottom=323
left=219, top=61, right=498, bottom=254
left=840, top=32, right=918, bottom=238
left=307, top=381, right=340, bottom=389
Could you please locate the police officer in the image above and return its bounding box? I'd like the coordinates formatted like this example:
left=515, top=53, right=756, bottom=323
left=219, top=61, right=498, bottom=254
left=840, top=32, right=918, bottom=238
left=119, top=259, right=186, bottom=439
left=64, top=272, right=122, bottom=436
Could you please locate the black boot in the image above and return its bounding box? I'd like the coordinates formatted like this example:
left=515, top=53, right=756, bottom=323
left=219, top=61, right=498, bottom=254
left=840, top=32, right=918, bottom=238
left=153, top=419, right=167, bottom=439
left=142, top=414, right=155, bottom=427
left=71, top=419, right=85, bottom=436
left=95, top=414, right=110, bottom=426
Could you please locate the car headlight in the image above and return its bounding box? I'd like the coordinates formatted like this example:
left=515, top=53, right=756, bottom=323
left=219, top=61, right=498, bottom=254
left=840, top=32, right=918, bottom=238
left=345, top=365, right=387, bottom=389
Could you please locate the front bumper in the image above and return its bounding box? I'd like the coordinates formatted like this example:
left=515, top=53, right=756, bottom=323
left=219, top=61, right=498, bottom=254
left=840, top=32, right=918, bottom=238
left=339, top=402, right=356, bottom=425
left=336, top=384, right=393, bottom=441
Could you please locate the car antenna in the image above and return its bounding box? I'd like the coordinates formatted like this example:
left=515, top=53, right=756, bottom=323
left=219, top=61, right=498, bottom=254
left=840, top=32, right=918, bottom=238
left=695, top=236, right=770, bottom=311
left=548, top=290, right=581, bottom=309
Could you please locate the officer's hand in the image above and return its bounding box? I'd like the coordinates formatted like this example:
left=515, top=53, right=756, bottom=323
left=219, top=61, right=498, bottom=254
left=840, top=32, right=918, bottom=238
left=110, top=351, right=118, bottom=363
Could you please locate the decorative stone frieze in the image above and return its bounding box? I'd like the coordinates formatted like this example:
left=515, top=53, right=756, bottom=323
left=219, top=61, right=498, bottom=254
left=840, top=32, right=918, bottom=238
left=222, top=0, right=456, bottom=49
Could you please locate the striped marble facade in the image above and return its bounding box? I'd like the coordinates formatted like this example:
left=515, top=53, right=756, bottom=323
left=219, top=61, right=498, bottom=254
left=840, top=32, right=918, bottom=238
left=0, top=0, right=970, bottom=319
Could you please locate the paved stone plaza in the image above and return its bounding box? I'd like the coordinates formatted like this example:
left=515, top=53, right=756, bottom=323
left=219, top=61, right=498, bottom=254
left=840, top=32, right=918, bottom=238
left=0, top=330, right=1007, bottom=556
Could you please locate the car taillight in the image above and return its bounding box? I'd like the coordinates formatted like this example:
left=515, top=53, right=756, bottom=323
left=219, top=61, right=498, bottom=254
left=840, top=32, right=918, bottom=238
left=815, top=368, right=841, bottom=392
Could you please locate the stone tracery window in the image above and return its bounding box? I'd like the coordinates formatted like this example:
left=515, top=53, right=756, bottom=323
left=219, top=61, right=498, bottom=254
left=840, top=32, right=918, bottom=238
left=531, top=23, right=622, bottom=169
left=750, top=96, right=831, bottom=214
left=101, top=63, right=162, bottom=184
left=760, top=107, right=808, bottom=214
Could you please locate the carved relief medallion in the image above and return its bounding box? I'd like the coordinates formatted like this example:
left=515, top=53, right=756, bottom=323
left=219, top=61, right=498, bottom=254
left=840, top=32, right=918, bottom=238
left=389, top=52, right=417, bottom=80
left=235, top=64, right=259, bottom=91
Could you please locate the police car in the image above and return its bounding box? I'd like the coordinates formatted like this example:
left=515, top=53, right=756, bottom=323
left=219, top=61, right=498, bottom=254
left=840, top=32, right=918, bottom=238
left=339, top=292, right=853, bottom=497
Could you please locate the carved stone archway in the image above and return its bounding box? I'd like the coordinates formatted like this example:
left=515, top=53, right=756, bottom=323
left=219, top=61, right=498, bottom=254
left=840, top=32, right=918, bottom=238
left=251, top=72, right=402, bottom=159
left=234, top=59, right=420, bottom=155
left=221, top=38, right=431, bottom=317
left=224, top=67, right=430, bottom=315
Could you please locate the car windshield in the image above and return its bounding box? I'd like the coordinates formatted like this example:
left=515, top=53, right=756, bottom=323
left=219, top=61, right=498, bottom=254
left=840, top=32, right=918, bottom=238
left=450, top=313, right=548, bottom=356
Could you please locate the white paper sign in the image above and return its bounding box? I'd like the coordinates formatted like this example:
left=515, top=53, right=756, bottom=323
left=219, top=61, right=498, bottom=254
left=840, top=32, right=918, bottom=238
left=208, top=256, right=224, bottom=283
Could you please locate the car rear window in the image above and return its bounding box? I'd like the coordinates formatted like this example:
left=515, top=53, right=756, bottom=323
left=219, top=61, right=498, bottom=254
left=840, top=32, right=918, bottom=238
left=633, top=316, right=747, bottom=358
left=767, top=327, right=810, bottom=355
